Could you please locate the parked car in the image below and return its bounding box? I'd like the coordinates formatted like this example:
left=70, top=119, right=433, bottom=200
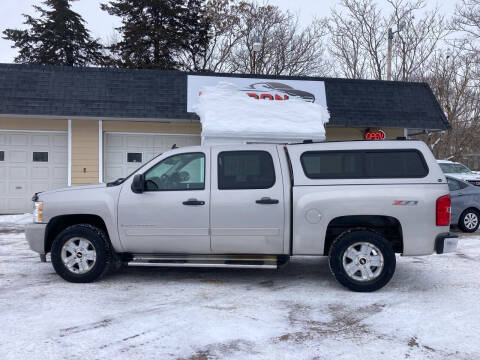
left=26, top=140, right=457, bottom=292
left=447, top=176, right=480, bottom=232
left=437, top=159, right=480, bottom=186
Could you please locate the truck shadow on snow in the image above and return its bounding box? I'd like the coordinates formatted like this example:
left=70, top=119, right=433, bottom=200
left=104, top=256, right=442, bottom=293
left=111, top=257, right=332, bottom=285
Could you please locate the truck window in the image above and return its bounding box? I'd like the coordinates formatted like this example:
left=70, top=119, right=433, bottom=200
left=301, top=151, right=364, bottom=179
left=144, top=152, right=205, bottom=191
left=301, top=149, right=428, bottom=179
left=218, top=151, right=275, bottom=190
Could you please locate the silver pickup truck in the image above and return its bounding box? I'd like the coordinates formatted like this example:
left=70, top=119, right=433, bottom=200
left=26, top=140, right=458, bottom=292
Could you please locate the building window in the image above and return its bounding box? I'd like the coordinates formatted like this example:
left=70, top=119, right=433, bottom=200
left=0, top=151, right=4, bottom=161
left=33, top=152, right=48, bottom=162
left=127, top=152, right=142, bottom=163
left=218, top=151, right=276, bottom=190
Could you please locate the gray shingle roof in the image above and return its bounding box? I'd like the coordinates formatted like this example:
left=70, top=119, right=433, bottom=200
left=0, top=63, right=449, bottom=130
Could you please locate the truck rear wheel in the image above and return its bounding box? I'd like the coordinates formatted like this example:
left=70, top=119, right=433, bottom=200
left=51, top=224, right=112, bottom=283
left=328, top=230, right=396, bottom=292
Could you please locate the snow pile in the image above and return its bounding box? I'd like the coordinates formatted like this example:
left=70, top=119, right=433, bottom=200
left=0, top=213, right=33, bottom=229
left=194, top=82, right=330, bottom=144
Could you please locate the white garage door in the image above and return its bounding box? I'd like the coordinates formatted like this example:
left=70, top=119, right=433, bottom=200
left=104, top=132, right=201, bottom=183
left=0, top=131, right=68, bottom=214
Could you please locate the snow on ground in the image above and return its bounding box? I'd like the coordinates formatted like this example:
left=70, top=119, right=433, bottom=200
left=0, top=228, right=479, bottom=360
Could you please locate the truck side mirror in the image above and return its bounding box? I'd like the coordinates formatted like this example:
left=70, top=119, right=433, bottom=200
left=131, top=174, right=145, bottom=194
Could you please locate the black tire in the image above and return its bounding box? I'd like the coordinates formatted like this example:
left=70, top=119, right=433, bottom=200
left=458, top=209, right=480, bottom=233
left=51, top=224, right=112, bottom=283
left=328, top=230, right=396, bottom=292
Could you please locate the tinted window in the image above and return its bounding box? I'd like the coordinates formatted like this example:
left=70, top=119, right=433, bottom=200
left=460, top=181, right=470, bottom=189
left=447, top=178, right=461, bottom=191
left=365, top=151, right=427, bottom=178
left=447, top=177, right=468, bottom=191
left=0, top=151, right=4, bottom=161
left=33, top=152, right=48, bottom=162
left=218, top=151, right=275, bottom=189
left=301, top=151, right=363, bottom=179
left=127, top=152, right=142, bottom=163
left=144, top=152, right=204, bottom=191
left=301, top=150, right=428, bottom=179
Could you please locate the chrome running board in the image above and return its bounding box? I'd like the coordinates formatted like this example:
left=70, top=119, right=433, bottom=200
left=127, top=254, right=283, bottom=269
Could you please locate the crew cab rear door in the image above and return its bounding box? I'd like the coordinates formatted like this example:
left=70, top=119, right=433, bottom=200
left=210, top=145, right=286, bottom=254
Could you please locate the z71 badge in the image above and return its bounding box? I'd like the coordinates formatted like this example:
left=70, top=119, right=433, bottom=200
left=393, top=200, right=419, bottom=206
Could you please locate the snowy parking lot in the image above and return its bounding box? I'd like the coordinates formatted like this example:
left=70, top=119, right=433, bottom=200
left=1, top=216, right=480, bottom=360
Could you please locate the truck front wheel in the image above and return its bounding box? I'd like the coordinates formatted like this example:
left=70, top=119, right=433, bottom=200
left=51, top=224, right=112, bottom=283
left=328, top=230, right=396, bottom=292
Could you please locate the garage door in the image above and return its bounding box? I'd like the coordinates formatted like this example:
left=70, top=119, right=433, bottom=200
left=0, top=131, right=68, bottom=214
left=104, top=132, right=201, bottom=183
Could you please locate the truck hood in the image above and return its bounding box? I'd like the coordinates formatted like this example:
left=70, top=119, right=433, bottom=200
left=38, top=184, right=107, bottom=198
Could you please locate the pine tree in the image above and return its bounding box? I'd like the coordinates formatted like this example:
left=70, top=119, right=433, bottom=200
left=101, top=0, right=211, bottom=70
left=2, top=0, right=105, bottom=66
left=102, top=0, right=186, bottom=69
left=180, top=0, right=211, bottom=71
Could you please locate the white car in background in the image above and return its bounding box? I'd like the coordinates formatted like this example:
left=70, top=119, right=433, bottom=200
left=437, top=160, right=480, bottom=186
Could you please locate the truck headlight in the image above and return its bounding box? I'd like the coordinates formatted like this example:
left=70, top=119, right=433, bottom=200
left=33, top=202, right=43, bottom=223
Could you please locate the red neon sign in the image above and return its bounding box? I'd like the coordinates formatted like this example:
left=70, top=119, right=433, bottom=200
left=365, top=130, right=386, bottom=140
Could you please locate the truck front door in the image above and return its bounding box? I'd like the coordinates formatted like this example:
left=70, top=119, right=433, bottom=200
left=118, top=148, right=210, bottom=253
left=210, top=145, right=285, bottom=254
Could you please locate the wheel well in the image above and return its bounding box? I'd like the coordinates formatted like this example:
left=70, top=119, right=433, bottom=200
left=461, top=207, right=480, bottom=215
left=324, top=215, right=403, bottom=255
left=45, top=215, right=109, bottom=254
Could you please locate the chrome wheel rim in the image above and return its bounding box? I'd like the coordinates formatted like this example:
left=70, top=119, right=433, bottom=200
left=342, top=242, right=384, bottom=282
left=61, top=237, right=97, bottom=274
left=464, top=213, right=478, bottom=230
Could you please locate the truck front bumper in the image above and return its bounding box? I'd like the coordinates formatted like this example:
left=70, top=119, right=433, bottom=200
left=435, top=232, right=458, bottom=254
left=25, top=223, right=47, bottom=258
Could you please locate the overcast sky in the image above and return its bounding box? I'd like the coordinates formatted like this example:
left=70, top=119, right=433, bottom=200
left=0, top=0, right=456, bottom=64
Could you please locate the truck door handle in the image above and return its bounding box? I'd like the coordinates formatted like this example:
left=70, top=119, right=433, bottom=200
left=182, top=199, right=205, bottom=206
left=256, top=197, right=279, bottom=204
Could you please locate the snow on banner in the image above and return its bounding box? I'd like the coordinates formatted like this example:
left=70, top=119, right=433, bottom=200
left=192, top=81, right=330, bottom=144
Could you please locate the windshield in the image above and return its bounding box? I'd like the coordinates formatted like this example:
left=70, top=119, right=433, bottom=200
left=439, top=163, right=473, bottom=174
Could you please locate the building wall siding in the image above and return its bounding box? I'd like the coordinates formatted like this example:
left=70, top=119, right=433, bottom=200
left=102, top=120, right=201, bottom=134
left=71, top=119, right=99, bottom=185
left=0, top=117, right=67, bottom=131
left=326, top=127, right=404, bottom=141
left=71, top=120, right=201, bottom=185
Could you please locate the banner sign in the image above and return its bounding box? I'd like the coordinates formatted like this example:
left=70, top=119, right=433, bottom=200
left=187, top=75, right=327, bottom=113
